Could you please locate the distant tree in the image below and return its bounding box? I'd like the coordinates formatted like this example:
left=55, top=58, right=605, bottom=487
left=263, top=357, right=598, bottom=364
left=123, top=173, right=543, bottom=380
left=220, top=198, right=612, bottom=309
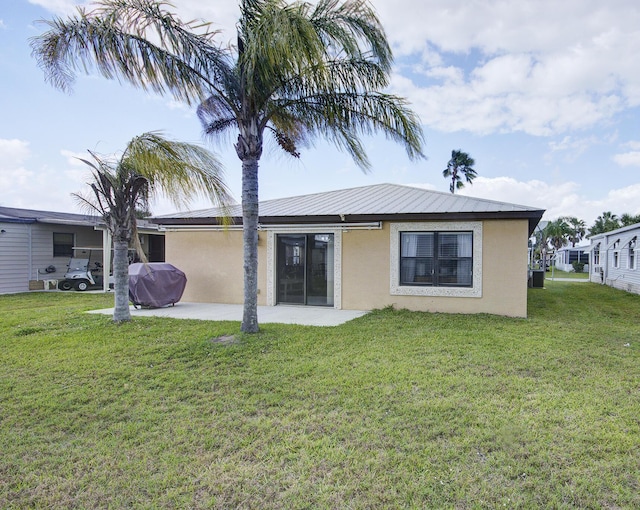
left=443, top=150, right=477, bottom=194
left=620, top=213, right=640, bottom=227
left=544, top=218, right=570, bottom=251
left=588, top=211, right=621, bottom=236
left=74, top=132, right=230, bottom=323
left=561, top=216, right=586, bottom=246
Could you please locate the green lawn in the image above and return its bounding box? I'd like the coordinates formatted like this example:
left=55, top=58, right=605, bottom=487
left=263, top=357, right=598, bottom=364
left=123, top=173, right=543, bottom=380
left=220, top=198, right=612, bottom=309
left=1, top=284, right=639, bottom=509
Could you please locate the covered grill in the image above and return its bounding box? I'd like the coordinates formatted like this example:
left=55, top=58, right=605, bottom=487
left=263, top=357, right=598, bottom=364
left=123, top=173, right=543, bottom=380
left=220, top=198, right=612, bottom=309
left=128, top=263, right=187, bottom=308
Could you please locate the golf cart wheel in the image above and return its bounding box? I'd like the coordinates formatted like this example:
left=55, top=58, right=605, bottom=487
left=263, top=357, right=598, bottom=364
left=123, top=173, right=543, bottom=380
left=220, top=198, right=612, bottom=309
left=59, top=280, right=73, bottom=291
left=75, top=280, right=90, bottom=291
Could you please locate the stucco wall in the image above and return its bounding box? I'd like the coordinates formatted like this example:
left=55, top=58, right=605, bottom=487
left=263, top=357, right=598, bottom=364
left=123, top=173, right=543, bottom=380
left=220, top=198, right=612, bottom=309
left=165, top=229, right=268, bottom=305
left=165, top=218, right=530, bottom=317
left=341, top=220, right=529, bottom=317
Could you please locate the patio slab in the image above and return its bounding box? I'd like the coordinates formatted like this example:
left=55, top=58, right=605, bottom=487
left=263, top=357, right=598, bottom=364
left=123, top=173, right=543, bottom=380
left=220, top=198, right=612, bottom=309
left=88, top=302, right=369, bottom=327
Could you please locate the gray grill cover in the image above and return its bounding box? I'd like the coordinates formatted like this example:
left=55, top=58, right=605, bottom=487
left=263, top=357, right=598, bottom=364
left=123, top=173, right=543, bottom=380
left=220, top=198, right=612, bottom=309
left=128, top=263, right=187, bottom=308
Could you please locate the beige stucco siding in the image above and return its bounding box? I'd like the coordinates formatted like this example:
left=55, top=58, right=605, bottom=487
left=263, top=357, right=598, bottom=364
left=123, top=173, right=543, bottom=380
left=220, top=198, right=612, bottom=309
left=165, top=218, right=530, bottom=317
left=165, top=229, right=268, bottom=305
left=341, top=219, right=529, bottom=317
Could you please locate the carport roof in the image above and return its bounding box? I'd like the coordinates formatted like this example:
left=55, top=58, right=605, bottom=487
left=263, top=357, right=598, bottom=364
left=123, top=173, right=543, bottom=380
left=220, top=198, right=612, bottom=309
left=156, top=183, right=545, bottom=234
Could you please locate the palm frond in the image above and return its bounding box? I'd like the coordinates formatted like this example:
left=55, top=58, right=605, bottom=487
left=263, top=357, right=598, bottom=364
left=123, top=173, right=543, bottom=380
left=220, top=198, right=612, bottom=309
left=30, top=0, right=233, bottom=105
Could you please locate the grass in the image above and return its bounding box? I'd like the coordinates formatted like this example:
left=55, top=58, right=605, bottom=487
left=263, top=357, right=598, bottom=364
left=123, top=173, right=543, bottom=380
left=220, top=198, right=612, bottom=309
left=1, top=284, right=639, bottom=509
left=546, top=268, right=590, bottom=280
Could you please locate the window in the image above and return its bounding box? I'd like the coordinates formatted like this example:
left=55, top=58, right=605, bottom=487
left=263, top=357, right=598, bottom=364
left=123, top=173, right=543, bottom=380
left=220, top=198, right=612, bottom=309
left=53, top=232, right=74, bottom=257
left=593, top=246, right=600, bottom=267
left=630, top=237, right=637, bottom=270
left=612, top=240, right=620, bottom=269
left=400, top=232, right=473, bottom=287
left=390, top=222, right=482, bottom=298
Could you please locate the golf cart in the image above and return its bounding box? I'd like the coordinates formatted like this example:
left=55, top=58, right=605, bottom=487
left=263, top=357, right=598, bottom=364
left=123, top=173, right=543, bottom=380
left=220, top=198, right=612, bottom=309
left=58, top=247, right=112, bottom=291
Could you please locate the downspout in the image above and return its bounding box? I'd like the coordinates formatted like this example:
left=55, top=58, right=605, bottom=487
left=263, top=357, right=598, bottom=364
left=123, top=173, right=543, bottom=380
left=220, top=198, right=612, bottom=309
left=28, top=224, right=33, bottom=281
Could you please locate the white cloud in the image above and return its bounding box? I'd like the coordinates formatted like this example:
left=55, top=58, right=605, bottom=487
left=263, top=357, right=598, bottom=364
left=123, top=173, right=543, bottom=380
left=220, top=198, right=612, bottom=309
left=453, top=176, right=640, bottom=226
left=0, top=139, right=33, bottom=192
left=613, top=151, right=640, bottom=167
left=0, top=19, right=6, bottom=29
left=381, top=0, right=640, bottom=136
left=27, top=0, right=88, bottom=16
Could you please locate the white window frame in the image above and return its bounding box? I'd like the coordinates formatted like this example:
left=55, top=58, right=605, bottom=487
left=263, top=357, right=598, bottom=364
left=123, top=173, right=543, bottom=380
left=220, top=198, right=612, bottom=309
left=629, top=238, right=637, bottom=270
left=612, top=240, right=620, bottom=269
left=390, top=221, right=482, bottom=298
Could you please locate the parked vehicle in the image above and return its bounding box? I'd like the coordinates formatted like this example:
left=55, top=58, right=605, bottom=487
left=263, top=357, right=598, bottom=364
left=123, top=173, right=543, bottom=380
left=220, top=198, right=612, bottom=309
left=58, top=247, right=114, bottom=291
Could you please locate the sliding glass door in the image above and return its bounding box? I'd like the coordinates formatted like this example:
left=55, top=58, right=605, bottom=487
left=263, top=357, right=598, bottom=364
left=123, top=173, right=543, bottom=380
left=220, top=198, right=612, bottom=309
left=276, top=234, right=334, bottom=306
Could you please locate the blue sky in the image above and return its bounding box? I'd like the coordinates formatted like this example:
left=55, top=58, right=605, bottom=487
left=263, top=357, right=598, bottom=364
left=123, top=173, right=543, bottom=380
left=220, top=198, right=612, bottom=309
left=2, top=0, right=640, bottom=227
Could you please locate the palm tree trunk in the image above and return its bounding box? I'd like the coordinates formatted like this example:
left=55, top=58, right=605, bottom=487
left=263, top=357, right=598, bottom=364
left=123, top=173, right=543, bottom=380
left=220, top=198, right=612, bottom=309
left=112, top=238, right=131, bottom=323
left=240, top=156, right=260, bottom=333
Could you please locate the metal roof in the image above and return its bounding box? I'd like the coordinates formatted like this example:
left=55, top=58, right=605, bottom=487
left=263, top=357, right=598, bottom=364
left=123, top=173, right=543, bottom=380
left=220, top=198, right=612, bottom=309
left=156, top=183, right=545, bottom=233
left=161, top=183, right=543, bottom=217
left=0, top=206, right=160, bottom=232
left=0, top=206, right=101, bottom=226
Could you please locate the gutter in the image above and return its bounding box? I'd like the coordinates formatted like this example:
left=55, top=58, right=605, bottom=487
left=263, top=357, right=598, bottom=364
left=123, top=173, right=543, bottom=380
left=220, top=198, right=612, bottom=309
left=157, top=222, right=383, bottom=232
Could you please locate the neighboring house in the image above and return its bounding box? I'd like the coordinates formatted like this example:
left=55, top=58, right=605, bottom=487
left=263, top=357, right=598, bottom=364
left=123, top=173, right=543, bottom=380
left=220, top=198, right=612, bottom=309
left=155, top=183, right=545, bottom=318
left=0, top=206, right=165, bottom=294
left=587, top=222, right=640, bottom=294
left=554, top=246, right=589, bottom=272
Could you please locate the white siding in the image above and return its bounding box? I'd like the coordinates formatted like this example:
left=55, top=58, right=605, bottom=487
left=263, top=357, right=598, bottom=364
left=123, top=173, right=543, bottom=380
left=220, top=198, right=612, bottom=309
left=588, top=225, right=640, bottom=294
left=0, top=223, right=31, bottom=293
left=0, top=222, right=103, bottom=294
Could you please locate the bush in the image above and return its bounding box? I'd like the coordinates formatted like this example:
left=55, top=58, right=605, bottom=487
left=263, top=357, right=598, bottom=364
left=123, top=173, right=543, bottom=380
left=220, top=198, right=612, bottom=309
left=572, top=261, right=586, bottom=273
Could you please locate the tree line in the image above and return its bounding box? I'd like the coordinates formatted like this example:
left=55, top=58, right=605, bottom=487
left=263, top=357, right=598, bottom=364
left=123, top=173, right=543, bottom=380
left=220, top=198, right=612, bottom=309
left=533, top=212, right=640, bottom=267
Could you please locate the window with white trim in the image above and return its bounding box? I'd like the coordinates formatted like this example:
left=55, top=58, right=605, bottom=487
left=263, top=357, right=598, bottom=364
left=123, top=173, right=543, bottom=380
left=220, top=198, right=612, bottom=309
left=629, top=237, right=637, bottom=270
left=390, top=222, right=482, bottom=298
left=612, top=240, right=620, bottom=269
left=400, top=232, right=473, bottom=287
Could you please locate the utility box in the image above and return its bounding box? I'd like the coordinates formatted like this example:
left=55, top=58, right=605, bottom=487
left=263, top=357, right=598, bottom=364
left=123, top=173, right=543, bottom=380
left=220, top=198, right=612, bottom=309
left=529, top=269, right=545, bottom=288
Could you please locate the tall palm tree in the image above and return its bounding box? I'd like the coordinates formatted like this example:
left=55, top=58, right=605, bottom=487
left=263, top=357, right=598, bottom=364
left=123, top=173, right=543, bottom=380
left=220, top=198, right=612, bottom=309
left=443, top=150, right=477, bottom=194
left=74, top=132, right=230, bottom=323
left=31, top=0, right=425, bottom=333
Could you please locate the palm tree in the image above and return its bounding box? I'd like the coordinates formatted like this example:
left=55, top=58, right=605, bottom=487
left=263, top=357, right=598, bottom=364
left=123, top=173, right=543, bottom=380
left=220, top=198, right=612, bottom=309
left=31, top=0, right=424, bottom=333
left=620, top=213, right=640, bottom=227
left=561, top=216, right=586, bottom=247
left=588, top=211, right=620, bottom=237
left=443, top=150, right=477, bottom=194
left=539, top=218, right=570, bottom=270
left=74, top=132, right=230, bottom=323
left=544, top=218, right=570, bottom=252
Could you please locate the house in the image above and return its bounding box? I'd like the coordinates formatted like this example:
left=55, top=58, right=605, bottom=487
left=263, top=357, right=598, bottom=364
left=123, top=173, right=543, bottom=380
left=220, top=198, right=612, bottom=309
left=155, top=183, right=545, bottom=318
left=554, top=246, right=589, bottom=272
left=586, top=222, right=640, bottom=294
left=0, top=206, right=165, bottom=294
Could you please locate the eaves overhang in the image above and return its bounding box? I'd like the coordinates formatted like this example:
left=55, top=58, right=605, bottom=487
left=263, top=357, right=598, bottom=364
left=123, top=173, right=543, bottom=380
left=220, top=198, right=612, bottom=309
left=154, top=209, right=545, bottom=235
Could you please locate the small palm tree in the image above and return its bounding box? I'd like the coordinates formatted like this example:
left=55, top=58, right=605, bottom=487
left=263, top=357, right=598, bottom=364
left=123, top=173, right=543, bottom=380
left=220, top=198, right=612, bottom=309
left=561, top=216, right=586, bottom=247
left=620, top=213, right=640, bottom=227
left=588, top=211, right=620, bottom=236
left=31, top=0, right=424, bottom=333
left=443, top=150, right=477, bottom=194
left=74, top=132, right=230, bottom=323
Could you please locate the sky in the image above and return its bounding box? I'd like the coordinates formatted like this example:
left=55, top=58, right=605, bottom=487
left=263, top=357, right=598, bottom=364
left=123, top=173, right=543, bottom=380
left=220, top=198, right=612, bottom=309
left=1, top=0, right=640, bottom=228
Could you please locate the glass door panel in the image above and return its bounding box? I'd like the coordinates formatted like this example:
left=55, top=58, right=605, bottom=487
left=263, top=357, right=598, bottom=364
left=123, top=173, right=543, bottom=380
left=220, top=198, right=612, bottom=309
left=276, top=234, right=334, bottom=306
left=277, top=235, right=306, bottom=304
left=306, top=234, right=334, bottom=306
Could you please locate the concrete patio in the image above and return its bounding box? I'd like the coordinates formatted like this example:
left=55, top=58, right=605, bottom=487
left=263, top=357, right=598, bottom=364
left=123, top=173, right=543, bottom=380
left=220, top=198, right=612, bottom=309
left=88, top=302, right=369, bottom=327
